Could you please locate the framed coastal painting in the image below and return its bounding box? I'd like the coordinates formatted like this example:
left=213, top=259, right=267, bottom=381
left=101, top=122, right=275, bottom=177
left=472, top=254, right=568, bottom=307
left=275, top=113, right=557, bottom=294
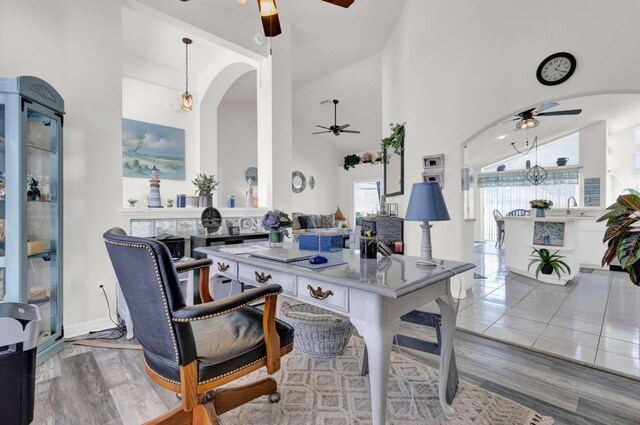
left=122, top=118, right=185, bottom=180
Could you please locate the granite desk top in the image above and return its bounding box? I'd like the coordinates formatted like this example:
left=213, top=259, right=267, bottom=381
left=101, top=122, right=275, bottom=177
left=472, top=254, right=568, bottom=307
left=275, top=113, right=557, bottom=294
left=195, top=242, right=474, bottom=299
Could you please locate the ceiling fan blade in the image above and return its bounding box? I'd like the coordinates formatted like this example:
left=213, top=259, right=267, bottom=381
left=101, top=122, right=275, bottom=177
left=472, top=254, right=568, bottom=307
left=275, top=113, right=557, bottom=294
left=258, top=0, right=282, bottom=37
left=316, top=125, right=331, bottom=130
left=499, top=117, right=519, bottom=125
left=321, top=0, right=355, bottom=8
left=536, top=109, right=582, bottom=116
left=312, top=131, right=332, bottom=134
left=339, top=124, right=351, bottom=130
left=340, top=130, right=361, bottom=134
left=534, top=102, right=559, bottom=114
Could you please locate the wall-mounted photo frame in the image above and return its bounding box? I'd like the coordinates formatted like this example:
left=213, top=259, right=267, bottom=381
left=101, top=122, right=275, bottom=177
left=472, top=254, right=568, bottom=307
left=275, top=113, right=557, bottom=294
left=422, top=171, right=444, bottom=188
left=423, top=154, right=445, bottom=170
left=384, top=147, right=404, bottom=197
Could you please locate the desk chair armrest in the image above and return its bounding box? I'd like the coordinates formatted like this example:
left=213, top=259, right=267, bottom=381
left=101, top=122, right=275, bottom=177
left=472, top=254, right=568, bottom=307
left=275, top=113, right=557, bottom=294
left=172, top=284, right=283, bottom=322
left=175, top=258, right=213, bottom=274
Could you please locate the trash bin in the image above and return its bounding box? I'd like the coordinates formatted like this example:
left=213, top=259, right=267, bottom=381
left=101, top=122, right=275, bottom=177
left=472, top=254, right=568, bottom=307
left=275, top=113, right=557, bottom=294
left=0, top=302, right=41, bottom=425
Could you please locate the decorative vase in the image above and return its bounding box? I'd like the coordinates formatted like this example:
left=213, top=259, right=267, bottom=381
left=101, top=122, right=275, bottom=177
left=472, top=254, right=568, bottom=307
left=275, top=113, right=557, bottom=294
left=536, top=208, right=545, bottom=218
left=269, top=228, right=284, bottom=248
left=541, top=264, right=553, bottom=275
left=199, top=194, right=213, bottom=208
left=556, top=157, right=569, bottom=166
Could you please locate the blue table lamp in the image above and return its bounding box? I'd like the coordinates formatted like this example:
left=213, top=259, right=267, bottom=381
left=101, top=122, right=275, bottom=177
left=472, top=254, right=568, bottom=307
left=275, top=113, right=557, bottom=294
left=405, top=182, right=450, bottom=265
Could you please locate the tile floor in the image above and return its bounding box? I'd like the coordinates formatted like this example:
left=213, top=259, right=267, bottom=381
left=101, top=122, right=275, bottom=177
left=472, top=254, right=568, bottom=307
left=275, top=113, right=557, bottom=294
left=426, top=242, right=640, bottom=380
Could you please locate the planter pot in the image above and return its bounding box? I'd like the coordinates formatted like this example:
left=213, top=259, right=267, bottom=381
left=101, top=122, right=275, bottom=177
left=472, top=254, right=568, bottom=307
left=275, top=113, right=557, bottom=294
left=556, top=157, right=569, bottom=166
left=497, top=164, right=506, bottom=172
left=269, top=229, right=285, bottom=248
left=199, top=194, right=213, bottom=208
left=541, top=264, right=554, bottom=275
left=535, top=208, right=545, bottom=218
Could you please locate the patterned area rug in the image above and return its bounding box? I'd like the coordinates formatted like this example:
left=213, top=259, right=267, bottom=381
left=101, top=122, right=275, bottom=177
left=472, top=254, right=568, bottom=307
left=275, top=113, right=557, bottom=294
left=220, top=338, right=554, bottom=425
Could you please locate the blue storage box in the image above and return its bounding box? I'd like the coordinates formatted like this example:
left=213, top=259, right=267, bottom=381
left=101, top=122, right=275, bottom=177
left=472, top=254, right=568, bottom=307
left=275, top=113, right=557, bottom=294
left=299, top=233, right=343, bottom=252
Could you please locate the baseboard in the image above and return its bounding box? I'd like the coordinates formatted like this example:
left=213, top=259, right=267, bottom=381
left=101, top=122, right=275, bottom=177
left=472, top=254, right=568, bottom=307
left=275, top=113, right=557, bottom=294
left=64, top=317, right=115, bottom=339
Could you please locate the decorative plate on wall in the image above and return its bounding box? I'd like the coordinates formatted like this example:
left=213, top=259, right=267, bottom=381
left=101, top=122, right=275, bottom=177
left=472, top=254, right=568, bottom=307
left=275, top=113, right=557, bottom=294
left=201, top=207, right=222, bottom=235
left=245, top=167, right=258, bottom=185
left=292, top=171, right=306, bottom=193
left=309, top=176, right=315, bottom=189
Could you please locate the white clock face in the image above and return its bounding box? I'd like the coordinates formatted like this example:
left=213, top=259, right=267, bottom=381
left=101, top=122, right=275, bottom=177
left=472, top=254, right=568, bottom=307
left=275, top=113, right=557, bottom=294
left=540, top=57, right=572, bottom=82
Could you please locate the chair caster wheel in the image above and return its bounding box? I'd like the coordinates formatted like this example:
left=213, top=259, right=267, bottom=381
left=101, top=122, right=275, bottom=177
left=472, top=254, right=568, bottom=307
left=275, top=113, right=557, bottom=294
left=268, top=392, right=281, bottom=403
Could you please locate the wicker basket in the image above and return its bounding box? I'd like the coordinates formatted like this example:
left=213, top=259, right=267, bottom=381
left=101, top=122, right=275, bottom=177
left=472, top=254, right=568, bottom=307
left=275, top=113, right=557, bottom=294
left=280, top=303, right=354, bottom=358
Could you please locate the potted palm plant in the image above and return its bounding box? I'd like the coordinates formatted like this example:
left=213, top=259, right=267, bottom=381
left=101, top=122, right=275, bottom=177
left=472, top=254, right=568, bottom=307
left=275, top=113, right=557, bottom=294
left=598, top=190, right=640, bottom=285
left=191, top=173, right=219, bottom=208
left=528, top=247, right=571, bottom=279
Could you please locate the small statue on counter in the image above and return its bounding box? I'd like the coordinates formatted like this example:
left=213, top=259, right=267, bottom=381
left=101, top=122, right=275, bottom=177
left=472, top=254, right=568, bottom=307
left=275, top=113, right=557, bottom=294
left=245, top=178, right=254, bottom=208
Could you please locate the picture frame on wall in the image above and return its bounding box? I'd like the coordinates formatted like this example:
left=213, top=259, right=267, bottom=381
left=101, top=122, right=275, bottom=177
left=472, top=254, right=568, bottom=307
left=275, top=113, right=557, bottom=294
left=422, top=171, right=444, bottom=188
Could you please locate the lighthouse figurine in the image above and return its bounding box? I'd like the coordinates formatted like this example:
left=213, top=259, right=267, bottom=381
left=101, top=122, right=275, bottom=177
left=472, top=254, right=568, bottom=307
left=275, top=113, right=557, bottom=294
left=148, top=166, right=163, bottom=208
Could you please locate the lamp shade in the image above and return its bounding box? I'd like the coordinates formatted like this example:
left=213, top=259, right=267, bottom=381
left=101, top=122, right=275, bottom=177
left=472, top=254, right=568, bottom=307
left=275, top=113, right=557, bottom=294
left=405, top=182, right=450, bottom=222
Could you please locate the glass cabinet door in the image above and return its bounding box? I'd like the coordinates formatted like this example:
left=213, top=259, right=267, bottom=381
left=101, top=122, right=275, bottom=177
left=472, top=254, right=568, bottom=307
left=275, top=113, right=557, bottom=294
left=25, top=107, right=60, bottom=344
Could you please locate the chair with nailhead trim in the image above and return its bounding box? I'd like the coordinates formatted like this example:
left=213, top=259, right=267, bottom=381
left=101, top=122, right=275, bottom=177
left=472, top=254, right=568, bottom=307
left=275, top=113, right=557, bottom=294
left=103, top=228, right=294, bottom=425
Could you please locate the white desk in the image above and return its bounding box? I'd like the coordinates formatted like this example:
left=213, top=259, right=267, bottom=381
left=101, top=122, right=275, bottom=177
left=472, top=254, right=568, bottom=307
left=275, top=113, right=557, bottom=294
left=196, top=243, right=474, bottom=424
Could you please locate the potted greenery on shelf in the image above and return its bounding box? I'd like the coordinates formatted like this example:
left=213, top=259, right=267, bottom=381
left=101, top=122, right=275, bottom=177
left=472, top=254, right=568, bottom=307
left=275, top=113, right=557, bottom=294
left=191, top=173, right=219, bottom=208
left=381, top=122, right=405, bottom=163
left=528, top=247, right=571, bottom=279
left=598, top=189, right=640, bottom=285
left=343, top=154, right=361, bottom=171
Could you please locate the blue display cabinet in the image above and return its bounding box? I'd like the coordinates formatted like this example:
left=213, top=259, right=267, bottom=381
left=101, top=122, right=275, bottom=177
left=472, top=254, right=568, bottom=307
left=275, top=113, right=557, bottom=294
left=0, top=76, right=64, bottom=364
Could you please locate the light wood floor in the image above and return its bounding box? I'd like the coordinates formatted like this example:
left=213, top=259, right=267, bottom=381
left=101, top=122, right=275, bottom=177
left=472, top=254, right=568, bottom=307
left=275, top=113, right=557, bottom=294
left=33, top=326, right=640, bottom=425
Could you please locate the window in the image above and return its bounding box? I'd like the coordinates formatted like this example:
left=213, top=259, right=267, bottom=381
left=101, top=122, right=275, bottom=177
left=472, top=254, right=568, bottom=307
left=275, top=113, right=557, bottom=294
left=481, top=184, right=579, bottom=241
left=353, top=180, right=380, bottom=225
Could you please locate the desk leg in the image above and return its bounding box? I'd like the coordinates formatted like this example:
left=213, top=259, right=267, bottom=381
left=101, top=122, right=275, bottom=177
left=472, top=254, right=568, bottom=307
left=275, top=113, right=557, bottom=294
left=436, top=290, right=457, bottom=419
left=351, top=316, right=399, bottom=425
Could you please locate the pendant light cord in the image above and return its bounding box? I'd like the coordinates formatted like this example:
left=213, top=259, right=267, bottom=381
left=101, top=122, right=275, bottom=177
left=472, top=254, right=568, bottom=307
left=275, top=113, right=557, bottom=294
left=185, top=41, right=189, bottom=94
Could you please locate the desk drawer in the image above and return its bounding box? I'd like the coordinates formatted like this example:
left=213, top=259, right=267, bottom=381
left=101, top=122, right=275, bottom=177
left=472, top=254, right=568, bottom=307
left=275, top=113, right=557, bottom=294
left=297, top=277, right=349, bottom=313
left=209, top=255, right=238, bottom=279
left=238, top=264, right=297, bottom=297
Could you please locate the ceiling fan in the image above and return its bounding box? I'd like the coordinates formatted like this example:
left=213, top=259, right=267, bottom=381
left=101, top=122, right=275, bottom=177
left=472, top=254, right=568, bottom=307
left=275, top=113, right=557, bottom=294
left=313, top=99, right=361, bottom=136
left=245, top=0, right=355, bottom=37
left=501, top=102, right=582, bottom=130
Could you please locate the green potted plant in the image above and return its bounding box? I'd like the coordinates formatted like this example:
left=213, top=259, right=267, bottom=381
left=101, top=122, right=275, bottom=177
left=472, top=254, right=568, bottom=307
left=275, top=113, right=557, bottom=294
left=343, top=154, right=361, bottom=171
left=381, top=122, right=405, bottom=163
left=598, top=190, right=640, bottom=285
left=528, top=247, right=571, bottom=279
left=191, top=173, right=219, bottom=208
left=126, top=198, right=138, bottom=207
left=529, top=199, right=553, bottom=217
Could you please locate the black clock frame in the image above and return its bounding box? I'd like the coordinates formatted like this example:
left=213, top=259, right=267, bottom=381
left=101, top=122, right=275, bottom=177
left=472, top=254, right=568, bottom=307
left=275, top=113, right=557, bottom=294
left=536, top=52, right=576, bottom=86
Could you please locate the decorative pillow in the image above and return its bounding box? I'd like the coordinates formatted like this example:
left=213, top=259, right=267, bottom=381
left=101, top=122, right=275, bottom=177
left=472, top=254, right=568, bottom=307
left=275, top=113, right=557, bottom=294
left=292, top=212, right=302, bottom=230
left=313, top=214, right=323, bottom=228
left=320, top=214, right=335, bottom=228
left=298, top=214, right=316, bottom=229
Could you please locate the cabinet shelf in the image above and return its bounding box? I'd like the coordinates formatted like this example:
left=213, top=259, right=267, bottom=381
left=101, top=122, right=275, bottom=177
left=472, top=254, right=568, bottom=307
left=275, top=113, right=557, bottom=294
left=28, top=249, right=56, bottom=259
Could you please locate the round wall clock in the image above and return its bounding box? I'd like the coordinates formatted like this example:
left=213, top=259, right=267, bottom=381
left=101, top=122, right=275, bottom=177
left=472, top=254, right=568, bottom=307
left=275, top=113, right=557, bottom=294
left=536, top=52, right=576, bottom=86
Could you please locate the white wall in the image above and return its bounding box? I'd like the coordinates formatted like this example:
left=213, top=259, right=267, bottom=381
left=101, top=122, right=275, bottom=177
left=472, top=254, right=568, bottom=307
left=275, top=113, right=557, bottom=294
left=609, top=125, right=639, bottom=198
left=383, top=0, right=640, bottom=266
left=122, top=78, right=197, bottom=205
left=579, top=121, right=608, bottom=207
left=0, top=0, right=124, bottom=333
left=217, top=102, right=257, bottom=206
left=291, top=53, right=383, bottom=215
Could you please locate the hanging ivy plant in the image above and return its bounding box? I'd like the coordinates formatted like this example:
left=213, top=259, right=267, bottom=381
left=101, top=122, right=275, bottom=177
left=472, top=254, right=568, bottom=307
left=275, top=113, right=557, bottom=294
left=381, top=122, right=405, bottom=163
left=343, top=154, right=361, bottom=171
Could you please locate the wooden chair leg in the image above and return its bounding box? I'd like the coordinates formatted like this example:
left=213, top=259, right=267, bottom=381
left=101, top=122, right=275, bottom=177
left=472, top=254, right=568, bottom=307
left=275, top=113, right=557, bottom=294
left=143, top=406, right=191, bottom=425
left=213, top=377, right=277, bottom=416
left=193, top=403, right=219, bottom=425
left=199, top=265, right=212, bottom=303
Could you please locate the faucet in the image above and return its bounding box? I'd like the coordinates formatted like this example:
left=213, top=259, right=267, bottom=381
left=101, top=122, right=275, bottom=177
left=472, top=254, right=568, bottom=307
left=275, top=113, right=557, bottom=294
left=566, top=196, right=578, bottom=215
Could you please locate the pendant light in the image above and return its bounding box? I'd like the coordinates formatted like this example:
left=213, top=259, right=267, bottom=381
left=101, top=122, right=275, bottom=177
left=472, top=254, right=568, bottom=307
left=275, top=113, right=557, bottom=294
left=525, top=136, right=547, bottom=186
left=181, top=37, right=193, bottom=112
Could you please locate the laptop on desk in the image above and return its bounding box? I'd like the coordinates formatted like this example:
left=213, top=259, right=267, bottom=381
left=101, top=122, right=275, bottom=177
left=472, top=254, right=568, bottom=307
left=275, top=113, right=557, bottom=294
left=250, top=247, right=314, bottom=263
